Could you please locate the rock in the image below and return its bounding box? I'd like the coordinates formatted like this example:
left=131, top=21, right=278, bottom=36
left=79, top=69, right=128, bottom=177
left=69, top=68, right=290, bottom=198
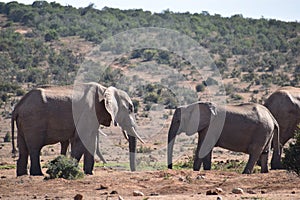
left=74, top=194, right=83, bottom=200
left=247, top=190, right=256, bottom=194
left=178, top=177, right=184, bottom=182
left=215, top=188, right=223, bottom=194
left=232, top=188, right=243, bottom=194
left=110, top=190, right=118, bottom=194
left=261, top=190, right=266, bottom=194
left=217, top=196, right=223, bottom=200
left=206, top=190, right=218, bottom=195
left=150, top=192, right=159, bottom=196
left=133, top=190, right=144, bottom=196
left=206, top=187, right=224, bottom=195
left=291, top=191, right=296, bottom=194
left=196, top=175, right=205, bottom=180
left=96, top=184, right=108, bottom=190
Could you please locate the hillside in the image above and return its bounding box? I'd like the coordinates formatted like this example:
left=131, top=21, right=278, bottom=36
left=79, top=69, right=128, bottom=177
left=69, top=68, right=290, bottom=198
left=0, top=1, right=299, bottom=109
left=0, top=2, right=299, bottom=199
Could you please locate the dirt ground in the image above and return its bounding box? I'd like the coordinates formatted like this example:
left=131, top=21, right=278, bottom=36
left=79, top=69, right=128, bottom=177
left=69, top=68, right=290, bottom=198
left=0, top=112, right=300, bottom=200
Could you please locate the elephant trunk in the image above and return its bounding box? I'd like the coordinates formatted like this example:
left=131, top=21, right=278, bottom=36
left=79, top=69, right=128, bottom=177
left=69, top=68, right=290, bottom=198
left=167, top=128, right=177, bottom=169
left=11, top=111, right=17, bottom=155
left=129, top=135, right=137, bottom=171
left=167, top=109, right=180, bottom=169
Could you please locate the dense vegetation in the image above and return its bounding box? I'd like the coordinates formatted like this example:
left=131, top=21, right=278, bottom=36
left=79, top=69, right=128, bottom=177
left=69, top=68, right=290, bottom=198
left=0, top=1, right=299, bottom=107
left=282, top=131, right=300, bottom=176
left=45, top=155, right=84, bottom=180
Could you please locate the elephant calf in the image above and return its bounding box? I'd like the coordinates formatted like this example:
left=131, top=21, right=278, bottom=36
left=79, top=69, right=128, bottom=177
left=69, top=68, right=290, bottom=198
left=167, top=102, right=280, bottom=174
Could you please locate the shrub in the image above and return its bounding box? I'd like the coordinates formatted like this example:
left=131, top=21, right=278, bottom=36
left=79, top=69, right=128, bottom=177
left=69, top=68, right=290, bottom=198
left=45, top=155, right=84, bottom=180
left=137, top=146, right=152, bottom=153
left=3, top=132, right=11, bottom=142
left=195, top=83, right=205, bottom=92
left=282, top=132, right=300, bottom=176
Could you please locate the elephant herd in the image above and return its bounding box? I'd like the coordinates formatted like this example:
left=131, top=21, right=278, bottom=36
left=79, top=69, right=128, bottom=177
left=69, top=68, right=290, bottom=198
left=10, top=82, right=300, bottom=176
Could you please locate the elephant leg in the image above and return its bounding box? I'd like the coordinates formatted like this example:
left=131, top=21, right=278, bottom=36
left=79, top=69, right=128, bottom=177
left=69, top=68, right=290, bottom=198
left=193, top=132, right=204, bottom=171
left=29, top=147, right=43, bottom=176
left=271, top=145, right=283, bottom=169
left=60, top=140, right=69, bottom=155
left=83, top=150, right=94, bottom=175
left=242, top=154, right=258, bottom=174
left=16, top=133, right=28, bottom=176
left=203, top=150, right=212, bottom=170
left=260, top=151, right=269, bottom=173
left=243, top=145, right=262, bottom=174
left=70, top=136, right=84, bottom=162
left=129, top=135, right=137, bottom=171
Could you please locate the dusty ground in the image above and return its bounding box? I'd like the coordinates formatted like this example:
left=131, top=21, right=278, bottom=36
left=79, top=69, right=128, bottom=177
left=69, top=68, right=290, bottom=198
left=0, top=114, right=300, bottom=200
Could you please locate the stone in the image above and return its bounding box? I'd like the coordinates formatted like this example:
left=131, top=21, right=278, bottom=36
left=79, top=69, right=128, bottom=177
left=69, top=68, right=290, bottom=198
left=247, top=190, right=256, bottom=194
left=215, top=187, right=223, bottom=194
left=74, top=194, right=83, bottom=200
left=217, top=196, right=223, bottom=200
left=232, top=188, right=244, bottom=194
left=133, top=190, right=144, bottom=196
left=96, top=184, right=108, bottom=190
left=206, top=190, right=218, bottom=195
left=196, top=175, right=205, bottom=180
left=150, top=192, right=159, bottom=196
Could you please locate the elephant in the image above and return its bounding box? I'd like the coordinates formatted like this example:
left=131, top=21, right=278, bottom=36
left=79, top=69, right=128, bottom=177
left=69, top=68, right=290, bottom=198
left=11, top=82, right=144, bottom=176
left=264, top=86, right=300, bottom=169
left=167, top=102, right=280, bottom=174
left=60, top=129, right=107, bottom=164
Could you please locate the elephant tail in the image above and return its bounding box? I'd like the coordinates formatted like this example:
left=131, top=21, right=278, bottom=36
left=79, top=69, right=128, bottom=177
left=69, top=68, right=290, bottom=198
left=11, top=110, right=17, bottom=156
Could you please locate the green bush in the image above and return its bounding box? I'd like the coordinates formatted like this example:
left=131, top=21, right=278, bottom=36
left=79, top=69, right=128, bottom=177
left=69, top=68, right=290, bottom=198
left=282, top=132, right=300, bottom=176
left=195, top=83, right=205, bottom=92
left=45, top=155, right=84, bottom=180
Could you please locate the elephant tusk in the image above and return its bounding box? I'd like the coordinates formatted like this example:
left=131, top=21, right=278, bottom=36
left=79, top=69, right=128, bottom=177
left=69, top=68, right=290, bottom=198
left=122, top=130, right=129, bottom=141
left=98, top=128, right=107, bottom=137
left=131, top=126, right=145, bottom=144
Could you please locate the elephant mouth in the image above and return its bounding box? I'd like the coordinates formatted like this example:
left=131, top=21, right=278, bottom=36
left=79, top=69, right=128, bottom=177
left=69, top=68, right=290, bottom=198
left=101, top=120, right=111, bottom=127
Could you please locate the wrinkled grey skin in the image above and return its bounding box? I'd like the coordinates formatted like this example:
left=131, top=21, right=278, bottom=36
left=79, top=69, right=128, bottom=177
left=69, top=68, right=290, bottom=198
left=60, top=130, right=107, bottom=164
left=264, top=86, right=300, bottom=169
left=11, top=82, right=143, bottom=176
left=167, top=102, right=279, bottom=174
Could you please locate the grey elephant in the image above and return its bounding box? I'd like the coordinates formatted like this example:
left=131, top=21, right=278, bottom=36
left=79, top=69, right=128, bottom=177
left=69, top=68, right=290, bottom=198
left=167, top=102, right=279, bottom=174
left=60, top=129, right=107, bottom=163
left=11, top=82, right=144, bottom=176
left=264, top=86, right=300, bottom=169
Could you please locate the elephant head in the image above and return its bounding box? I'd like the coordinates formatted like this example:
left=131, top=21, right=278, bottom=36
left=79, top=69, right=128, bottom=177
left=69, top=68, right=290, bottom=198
left=103, top=86, right=144, bottom=171
left=167, top=102, right=217, bottom=169
left=72, top=82, right=144, bottom=172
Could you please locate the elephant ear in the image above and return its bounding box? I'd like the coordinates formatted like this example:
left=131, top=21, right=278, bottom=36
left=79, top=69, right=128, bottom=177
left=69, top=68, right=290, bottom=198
left=198, top=102, right=223, bottom=159
left=95, top=84, right=106, bottom=102
left=104, top=87, right=118, bottom=125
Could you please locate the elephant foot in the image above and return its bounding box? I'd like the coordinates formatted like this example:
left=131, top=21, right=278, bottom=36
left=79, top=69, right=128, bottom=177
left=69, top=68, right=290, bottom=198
left=242, top=168, right=252, bottom=174
left=30, top=168, right=43, bottom=176
left=271, top=164, right=284, bottom=170
left=84, top=171, right=93, bottom=175
left=17, top=170, right=28, bottom=177
left=271, top=160, right=283, bottom=170
left=30, top=171, right=43, bottom=176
